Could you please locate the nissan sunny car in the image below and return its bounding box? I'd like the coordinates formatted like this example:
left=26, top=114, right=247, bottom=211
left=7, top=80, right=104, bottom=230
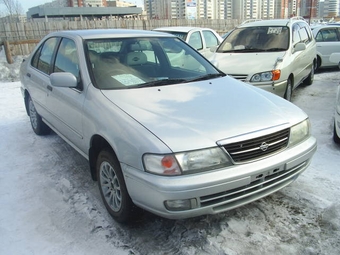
left=20, top=29, right=317, bottom=223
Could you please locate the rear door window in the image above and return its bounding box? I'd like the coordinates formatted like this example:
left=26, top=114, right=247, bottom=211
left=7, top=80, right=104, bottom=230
left=32, top=37, right=59, bottom=74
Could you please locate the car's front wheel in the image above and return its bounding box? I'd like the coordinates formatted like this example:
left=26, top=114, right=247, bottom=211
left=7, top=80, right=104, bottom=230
left=284, top=78, right=293, bottom=101
left=28, top=95, right=51, bottom=135
left=96, top=149, right=140, bottom=223
left=333, top=120, right=340, bottom=144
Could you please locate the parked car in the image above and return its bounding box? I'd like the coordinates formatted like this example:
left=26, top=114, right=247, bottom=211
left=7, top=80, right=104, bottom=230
left=209, top=18, right=317, bottom=101
left=330, top=53, right=340, bottom=143
left=20, top=29, right=317, bottom=223
left=311, top=24, right=340, bottom=70
left=153, top=26, right=223, bottom=59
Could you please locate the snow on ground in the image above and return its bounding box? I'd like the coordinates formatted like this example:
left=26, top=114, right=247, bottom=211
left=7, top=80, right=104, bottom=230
left=0, top=48, right=340, bottom=255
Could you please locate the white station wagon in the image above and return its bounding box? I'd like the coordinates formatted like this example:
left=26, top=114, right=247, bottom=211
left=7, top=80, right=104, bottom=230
left=20, top=29, right=317, bottom=223
left=210, top=18, right=317, bottom=101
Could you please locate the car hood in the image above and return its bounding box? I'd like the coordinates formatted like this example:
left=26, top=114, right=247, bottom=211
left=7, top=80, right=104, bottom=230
left=210, top=52, right=286, bottom=76
left=101, top=76, right=306, bottom=152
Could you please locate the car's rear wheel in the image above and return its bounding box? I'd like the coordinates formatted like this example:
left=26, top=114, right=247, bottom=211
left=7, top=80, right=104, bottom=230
left=284, top=78, right=293, bottom=101
left=333, top=120, right=340, bottom=144
left=28, top=95, right=51, bottom=135
left=96, top=149, right=140, bottom=223
left=303, top=62, right=314, bottom=86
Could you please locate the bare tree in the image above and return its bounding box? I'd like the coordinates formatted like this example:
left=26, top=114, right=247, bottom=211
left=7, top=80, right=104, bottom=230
left=0, top=0, right=23, bottom=16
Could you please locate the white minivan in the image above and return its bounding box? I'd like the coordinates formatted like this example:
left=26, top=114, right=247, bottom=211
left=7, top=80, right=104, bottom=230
left=210, top=18, right=317, bottom=101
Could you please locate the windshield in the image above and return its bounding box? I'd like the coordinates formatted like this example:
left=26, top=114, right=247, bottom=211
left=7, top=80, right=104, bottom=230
left=85, top=37, right=222, bottom=90
left=217, top=26, right=289, bottom=53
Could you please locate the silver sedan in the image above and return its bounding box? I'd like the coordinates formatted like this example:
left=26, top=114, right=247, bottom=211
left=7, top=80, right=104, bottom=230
left=20, top=29, right=317, bottom=223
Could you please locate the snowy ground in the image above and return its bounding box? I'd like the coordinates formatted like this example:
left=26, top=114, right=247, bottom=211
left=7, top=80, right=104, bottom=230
left=1, top=49, right=340, bottom=255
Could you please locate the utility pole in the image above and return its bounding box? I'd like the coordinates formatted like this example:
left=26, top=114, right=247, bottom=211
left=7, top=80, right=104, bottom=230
left=309, top=0, right=313, bottom=24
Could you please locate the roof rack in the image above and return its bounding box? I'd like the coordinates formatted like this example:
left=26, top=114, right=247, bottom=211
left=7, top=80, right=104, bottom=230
left=240, top=19, right=262, bottom=25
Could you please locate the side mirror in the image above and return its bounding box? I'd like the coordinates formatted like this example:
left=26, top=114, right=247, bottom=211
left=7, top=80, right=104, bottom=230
left=293, top=42, right=306, bottom=53
left=50, top=72, right=78, bottom=88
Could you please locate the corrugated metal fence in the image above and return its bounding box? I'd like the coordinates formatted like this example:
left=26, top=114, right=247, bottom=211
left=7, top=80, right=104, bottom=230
left=0, top=19, right=241, bottom=58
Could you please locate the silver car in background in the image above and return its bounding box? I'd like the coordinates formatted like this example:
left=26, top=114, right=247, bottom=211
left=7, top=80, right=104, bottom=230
left=20, top=29, right=317, bottom=223
left=311, top=24, right=340, bottom=70
left=153, top=26, right=223, bottom=59
left=330, top=53, right=340, bottom=143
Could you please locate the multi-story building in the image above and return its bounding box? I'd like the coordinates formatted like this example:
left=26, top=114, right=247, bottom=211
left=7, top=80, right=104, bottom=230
left=42, top=0, right=137, bottom=8
left=143, top=0, right=333, bottom=20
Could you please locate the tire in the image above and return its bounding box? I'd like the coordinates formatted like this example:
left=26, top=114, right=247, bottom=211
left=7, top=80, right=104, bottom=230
left=333, top=120, right=340, bottom=144
left=96, top=149, right=140, bottom=223
left=303, top=62, right=314, bottom=86
left=315, top=56, right=321, bottom=72
left=28, top=95, right=51, bottom=135
left=284, top=78, right=293, bottom=101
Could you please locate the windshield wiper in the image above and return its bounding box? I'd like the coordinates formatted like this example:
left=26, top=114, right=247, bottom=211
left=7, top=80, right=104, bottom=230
left=220, top=48, right=265, bottom=53
left=135, top=78, right=188, bottom=88
left=264, top=48, right=287, bottom=52
left=187, top=73, right=226, bottom=82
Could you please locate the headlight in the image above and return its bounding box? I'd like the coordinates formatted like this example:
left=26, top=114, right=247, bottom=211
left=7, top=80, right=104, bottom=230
left=289, top=119, right=310, bottom=147
left=143, top=147, right=232, bottom=176
left=250, top=70, right=281, bottom=82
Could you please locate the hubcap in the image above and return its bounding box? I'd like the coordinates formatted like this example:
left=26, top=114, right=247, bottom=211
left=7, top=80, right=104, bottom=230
left=100, top=161, right=122, bottom=212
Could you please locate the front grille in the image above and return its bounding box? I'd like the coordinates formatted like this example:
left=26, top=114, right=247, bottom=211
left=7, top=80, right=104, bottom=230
left=228, top=74, right=248, bottom=81
left=199, top=161, right=307, bottom=210
left=223, top=128, right=290, bottom=163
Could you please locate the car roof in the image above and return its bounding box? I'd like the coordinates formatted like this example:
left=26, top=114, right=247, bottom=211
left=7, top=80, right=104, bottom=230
left=240, top=19, right=290, bottom=27
left=47, top=29, right=175, bottom=40
left=239, top=18, right=308, bottom=28
left=154, top=26, right=211, bottom=33
left=311, top=23, right=340, bottom=30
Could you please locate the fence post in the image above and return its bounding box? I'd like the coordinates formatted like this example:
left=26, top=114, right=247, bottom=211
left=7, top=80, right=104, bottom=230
left=4, top=41, right=14, bottom=64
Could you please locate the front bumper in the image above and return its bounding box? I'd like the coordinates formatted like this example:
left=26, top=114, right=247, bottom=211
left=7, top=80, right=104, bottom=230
left=122, top=136, right=317, bottom=219
left=250, top=79, right=288, bottom=98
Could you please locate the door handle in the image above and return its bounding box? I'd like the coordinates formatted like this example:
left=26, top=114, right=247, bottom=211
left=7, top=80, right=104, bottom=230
left=26, top=73, right=31, bottom=78
left=47, top=85, right=53, bottom=91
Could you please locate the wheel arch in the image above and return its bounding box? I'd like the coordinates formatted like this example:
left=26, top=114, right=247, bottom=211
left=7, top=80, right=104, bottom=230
left=89, top=134, right=119, bottom=181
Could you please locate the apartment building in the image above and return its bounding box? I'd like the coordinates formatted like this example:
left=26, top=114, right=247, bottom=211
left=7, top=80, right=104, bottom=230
left=43, top=0, right=136, bottom=8
left=323, top=0, right=340, bottom=18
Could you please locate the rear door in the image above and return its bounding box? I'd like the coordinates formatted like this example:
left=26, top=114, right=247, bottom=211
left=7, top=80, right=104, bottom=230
left=24, top=37, right=59, bottom=118
left=315, top=27, right=340, bottom=67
